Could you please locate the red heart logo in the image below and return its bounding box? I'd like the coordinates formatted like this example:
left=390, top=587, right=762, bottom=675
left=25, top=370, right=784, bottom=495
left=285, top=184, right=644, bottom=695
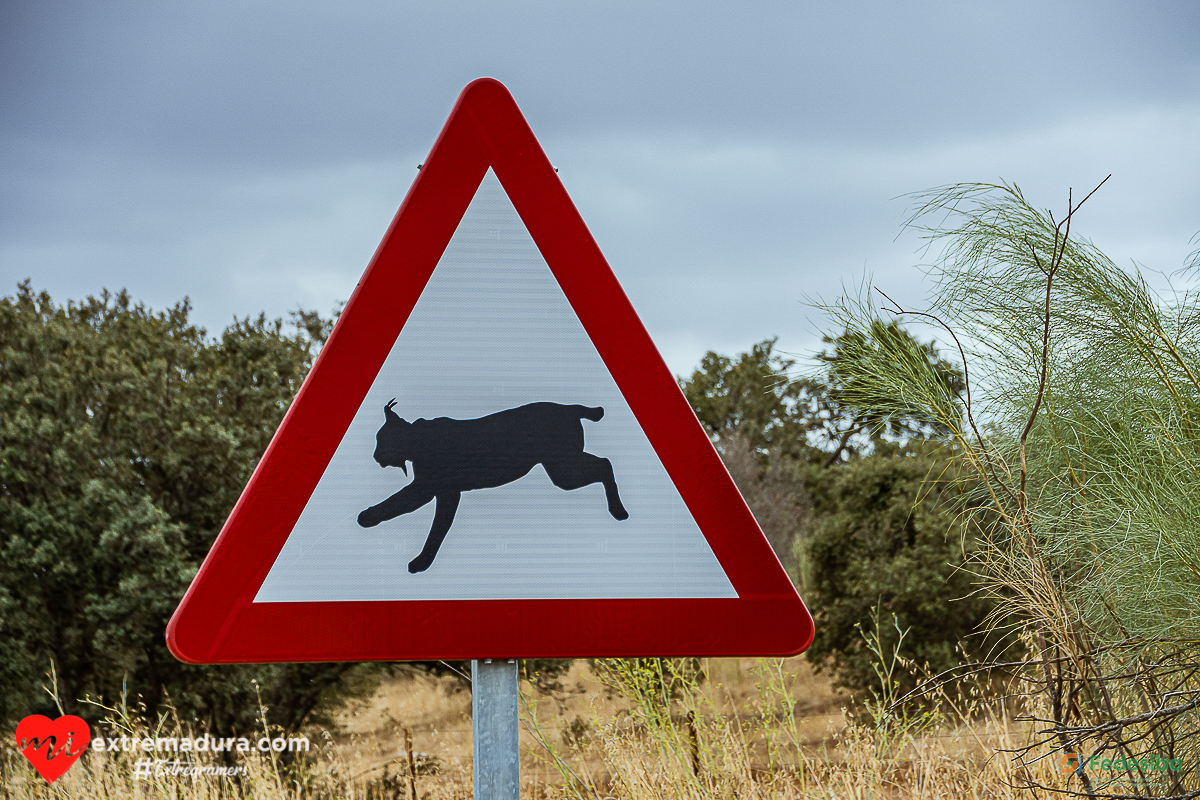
left=15, top=715, right=91, bottom=783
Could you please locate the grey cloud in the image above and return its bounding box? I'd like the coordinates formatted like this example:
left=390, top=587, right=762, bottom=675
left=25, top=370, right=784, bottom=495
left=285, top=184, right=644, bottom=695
left=4, top=1, right=1199, bottom=167
left=2, top=1, right=1199, bottom=376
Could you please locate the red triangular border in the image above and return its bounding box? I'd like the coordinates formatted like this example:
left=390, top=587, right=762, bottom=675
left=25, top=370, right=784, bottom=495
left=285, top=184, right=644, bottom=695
left=167, top=78, right=814, bottom=663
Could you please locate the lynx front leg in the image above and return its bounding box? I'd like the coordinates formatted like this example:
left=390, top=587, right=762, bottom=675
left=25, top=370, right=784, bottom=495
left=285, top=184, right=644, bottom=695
left=408, top=492, right=462, bottom=573
left=357, top=483, right=435, bottom=528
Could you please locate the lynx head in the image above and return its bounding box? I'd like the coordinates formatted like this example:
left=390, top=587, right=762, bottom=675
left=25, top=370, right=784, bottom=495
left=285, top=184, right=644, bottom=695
left=372, top=398, right=411, bottom=474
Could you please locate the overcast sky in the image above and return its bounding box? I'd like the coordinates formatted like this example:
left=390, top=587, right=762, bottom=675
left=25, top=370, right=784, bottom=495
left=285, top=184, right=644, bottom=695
left=3, top=1, right=1199, bottom=376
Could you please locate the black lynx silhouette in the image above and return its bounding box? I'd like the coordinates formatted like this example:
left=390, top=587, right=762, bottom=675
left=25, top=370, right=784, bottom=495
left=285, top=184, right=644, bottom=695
left=358, top=401, right=629, bottom=573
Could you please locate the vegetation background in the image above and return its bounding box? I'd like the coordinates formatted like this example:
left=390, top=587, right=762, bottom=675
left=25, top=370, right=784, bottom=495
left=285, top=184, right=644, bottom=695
left=0, top=277, right=988, bottom=733
left=4, top=177, right=1199, bottom=798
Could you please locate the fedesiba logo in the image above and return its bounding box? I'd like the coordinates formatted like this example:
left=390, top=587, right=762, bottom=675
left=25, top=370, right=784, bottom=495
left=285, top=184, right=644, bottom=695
left=1062, top=751, right=1184, bottom=774
left=14, top=714, right=91, bottom=783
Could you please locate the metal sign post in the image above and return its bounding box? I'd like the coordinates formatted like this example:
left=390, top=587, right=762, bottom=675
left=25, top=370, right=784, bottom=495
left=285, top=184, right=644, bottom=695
left=472, top=659, right=519, bottom=799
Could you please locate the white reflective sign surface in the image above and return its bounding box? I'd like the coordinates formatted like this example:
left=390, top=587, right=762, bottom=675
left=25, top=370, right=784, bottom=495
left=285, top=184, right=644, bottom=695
left=255, top=172, right=735, bottom=601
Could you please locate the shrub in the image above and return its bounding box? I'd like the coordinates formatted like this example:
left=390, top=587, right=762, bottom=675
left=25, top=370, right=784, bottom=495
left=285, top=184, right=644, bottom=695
left=804, top=446, right=1003, bottom=699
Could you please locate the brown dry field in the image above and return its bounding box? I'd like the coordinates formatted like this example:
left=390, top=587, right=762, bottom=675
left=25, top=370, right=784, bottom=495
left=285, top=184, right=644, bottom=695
left=5, top=656, right=1070, bottom=798
left=328, top=657, right=843, bottom=793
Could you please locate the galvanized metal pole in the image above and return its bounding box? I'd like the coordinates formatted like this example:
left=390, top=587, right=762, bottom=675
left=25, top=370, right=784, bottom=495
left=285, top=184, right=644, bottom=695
left=472, top=658, right=520, bottom=799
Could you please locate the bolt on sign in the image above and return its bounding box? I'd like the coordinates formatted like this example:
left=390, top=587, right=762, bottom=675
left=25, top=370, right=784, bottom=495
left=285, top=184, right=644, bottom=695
left=167, top=78, right=814, bottom=663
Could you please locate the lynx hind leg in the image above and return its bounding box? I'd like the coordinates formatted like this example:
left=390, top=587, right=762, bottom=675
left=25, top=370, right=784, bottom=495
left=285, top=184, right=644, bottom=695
left=544, top=453, right=629, bottom=520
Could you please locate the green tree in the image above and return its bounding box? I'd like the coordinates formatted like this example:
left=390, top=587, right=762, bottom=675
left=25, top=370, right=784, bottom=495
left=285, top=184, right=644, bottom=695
left=682, top=337, right=814, bottom=460
left=680, top=331, right=965, bottom=581
left=0, top=282, right=372, bottom=732
left=682, top=330, right=964, bottom=467
left=681, top=331, right=999, bottom=698
left=804, top=446, right=999, bottom=699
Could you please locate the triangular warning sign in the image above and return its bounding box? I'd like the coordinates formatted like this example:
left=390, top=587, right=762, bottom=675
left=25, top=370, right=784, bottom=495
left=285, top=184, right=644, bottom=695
left=167, top=78, right=813, bottom=662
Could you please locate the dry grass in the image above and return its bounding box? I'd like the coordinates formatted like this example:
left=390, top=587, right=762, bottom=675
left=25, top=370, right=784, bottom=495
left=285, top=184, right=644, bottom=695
left=2, top=658, right=1076, bottom=799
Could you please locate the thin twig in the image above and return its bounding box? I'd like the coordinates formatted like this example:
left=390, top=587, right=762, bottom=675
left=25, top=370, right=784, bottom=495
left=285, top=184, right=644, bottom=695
left=875, top=287, right=1017, bottom=504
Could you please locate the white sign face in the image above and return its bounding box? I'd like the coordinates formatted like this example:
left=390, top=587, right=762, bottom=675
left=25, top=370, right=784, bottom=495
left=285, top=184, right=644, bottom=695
left=255, top=171, right=736, bottom=602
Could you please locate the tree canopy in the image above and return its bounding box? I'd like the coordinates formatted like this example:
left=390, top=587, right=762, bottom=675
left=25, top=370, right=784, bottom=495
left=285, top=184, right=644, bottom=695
left=0, top=281, right=370, bottom=732
left=679, top=329, right=998, bottom=695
